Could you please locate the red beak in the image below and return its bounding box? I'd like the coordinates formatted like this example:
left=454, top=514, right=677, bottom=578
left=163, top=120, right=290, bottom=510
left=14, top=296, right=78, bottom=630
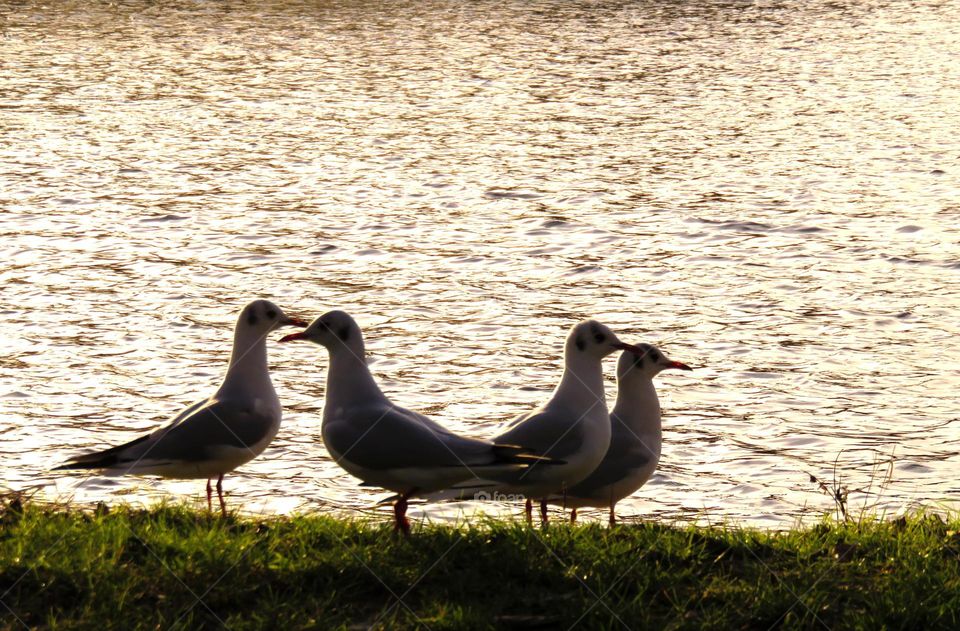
left=281, top=315, right=308, bottom=328
left=279, top=331, right=309, bottom=343
left=667, top=360, right=693, bottom=371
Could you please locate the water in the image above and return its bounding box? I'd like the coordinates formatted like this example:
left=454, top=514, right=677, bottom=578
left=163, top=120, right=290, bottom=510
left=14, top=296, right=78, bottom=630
left=1, top=0, right=958, bottom=527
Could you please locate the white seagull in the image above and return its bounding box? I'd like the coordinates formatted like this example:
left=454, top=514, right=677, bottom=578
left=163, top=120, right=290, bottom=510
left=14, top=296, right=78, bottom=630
left=434, top=320, right=642, bottom=524
left=549, top=344, right=692, bottom=525
left=54, top=299, right=306, bottom=516
left=279, top=310, right=555, bottom=534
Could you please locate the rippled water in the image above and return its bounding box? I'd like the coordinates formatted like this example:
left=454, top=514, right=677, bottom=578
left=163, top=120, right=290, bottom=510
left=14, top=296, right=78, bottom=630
left=1, top=0, right=958, bottom=527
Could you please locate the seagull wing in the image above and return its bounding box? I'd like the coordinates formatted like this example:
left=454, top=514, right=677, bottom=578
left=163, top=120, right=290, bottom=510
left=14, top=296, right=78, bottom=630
left=55, top=397, right=277, bottom=471
left=323, top=403, right=494, bottom=471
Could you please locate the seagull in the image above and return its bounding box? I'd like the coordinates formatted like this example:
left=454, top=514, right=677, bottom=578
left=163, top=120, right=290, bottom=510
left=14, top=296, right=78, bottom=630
left=54, top=299, right=306, bottom=516
left=430, top=320, right=642, bottom=525
left=548, top=344, right=692, bottom=525
left=279, top=310, right=555, bottom=534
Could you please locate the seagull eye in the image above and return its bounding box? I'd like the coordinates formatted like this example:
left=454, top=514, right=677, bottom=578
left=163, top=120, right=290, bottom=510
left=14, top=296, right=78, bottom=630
left=266, top=310, right=277, bottom=319
left=650, top=351, right=659, bottom=362
left=594, top=333, right=606, bottom=343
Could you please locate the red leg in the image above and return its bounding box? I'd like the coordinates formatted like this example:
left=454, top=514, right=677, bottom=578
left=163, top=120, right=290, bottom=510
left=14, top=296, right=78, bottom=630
left=539, top=499, right=549, bottom=525
left=216, top=474, right=227, bottom=517
left=570, top=508, right=578, bottom=524
left=524, top=498, right=533, bottom=524
left=609, top=503, right=616, bottom=527
left=394, top=494, right=411, bottom=536
left=205, top=479, right=213, bottom=513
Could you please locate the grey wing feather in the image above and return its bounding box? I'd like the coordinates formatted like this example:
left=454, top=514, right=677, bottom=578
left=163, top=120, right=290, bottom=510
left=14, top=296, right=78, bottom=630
left=55, top=397, right=209, bottom=469
left=166, top=397, right=212, bottom=429
left=495, top=408, right=586, bottom=461
left=571, top=446, right=652, bottom=492
left=131, top=398, right=276, bottom=463
left=324, top=405, right=491, bottom=471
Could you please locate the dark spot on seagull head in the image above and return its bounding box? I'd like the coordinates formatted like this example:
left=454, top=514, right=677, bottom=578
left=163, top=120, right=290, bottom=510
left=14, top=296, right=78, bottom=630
left=241, top=299, right=292, bottom=332
left=589, top=322, right=606, bottom=344
left=568, top=320, right=622, bottom=359
left=631, top=343, right=654, bottom=368
left=304, top=310, right=363, bottom=350
left=619, top=343, right=688, bottom=380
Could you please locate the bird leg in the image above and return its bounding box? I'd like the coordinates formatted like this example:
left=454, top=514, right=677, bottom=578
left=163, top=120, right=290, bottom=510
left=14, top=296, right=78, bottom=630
left=608, top=504, right=616, bottom=527
left=539, top=499, right=549, bottom=526
left=524, top=498, right=533, bottom=524
left=570, top=508, right=578, bottom=524
left=216, top=474, right=227, bottom=517
left=394, top=493, right=411, bottom=536
left=205, top=479, right=213, bottom=513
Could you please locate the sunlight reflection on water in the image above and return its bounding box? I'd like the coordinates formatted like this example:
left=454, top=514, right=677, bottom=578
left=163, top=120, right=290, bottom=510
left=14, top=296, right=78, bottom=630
left=0, top=0, right=958, bottom=527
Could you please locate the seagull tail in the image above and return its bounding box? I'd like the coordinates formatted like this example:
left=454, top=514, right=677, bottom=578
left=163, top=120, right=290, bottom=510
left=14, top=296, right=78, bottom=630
left=52, top=434, right=150, bottom=471
left=491, top=443, right=566, bottom=466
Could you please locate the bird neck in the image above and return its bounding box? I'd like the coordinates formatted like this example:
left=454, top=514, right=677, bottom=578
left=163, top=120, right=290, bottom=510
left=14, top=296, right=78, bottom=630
left=612, top=376, right=661, bottom=436
left=324, top=345, right=385, bottom=411
left=549, top=356, right=607, bottom=415
left=218, top=328, right=275, bottom=399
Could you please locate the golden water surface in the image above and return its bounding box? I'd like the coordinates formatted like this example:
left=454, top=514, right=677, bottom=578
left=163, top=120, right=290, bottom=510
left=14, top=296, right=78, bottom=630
left=1, top=0, right=958, bottom=526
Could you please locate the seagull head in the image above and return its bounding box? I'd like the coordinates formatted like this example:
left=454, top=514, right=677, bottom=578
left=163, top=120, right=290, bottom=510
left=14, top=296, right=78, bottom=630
left=239, top=300, right=307, bottom=333
left=279, top=310, right=362, bottom=352
left=617, top=343, right=692, bottom=380
left=565, top=319, right=644, bottom=360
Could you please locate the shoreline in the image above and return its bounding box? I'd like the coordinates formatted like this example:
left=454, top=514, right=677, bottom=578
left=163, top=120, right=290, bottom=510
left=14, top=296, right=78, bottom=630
left=2, top=499, right=958, bottom=629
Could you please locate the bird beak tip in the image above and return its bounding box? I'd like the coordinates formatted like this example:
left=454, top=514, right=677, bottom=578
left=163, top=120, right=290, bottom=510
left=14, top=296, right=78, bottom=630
left=278, top=331, right=307, bottom=343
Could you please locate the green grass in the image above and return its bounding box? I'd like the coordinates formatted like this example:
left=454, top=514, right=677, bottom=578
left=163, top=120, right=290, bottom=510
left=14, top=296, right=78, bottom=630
left=1, top=499, right=959, bottom=630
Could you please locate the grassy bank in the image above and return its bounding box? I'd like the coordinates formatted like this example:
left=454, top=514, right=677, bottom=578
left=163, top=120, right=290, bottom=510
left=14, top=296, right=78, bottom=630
left=1, top=500, right=959, bottom=630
